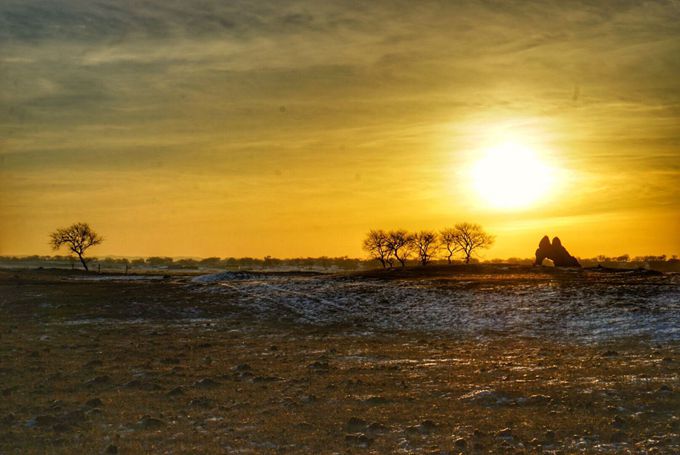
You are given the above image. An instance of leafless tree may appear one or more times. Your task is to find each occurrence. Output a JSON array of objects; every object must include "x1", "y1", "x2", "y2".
[
  {"x1": 439, "y1": 228, "x2": 461, "y2": 264},
  {"x1": 386, "y1": 229, "x2": 414, "y2": 267},
  {"x1": 449, "y1": 223, "x2": 495, "y2": 264},
  {"x1": 362, "y1": 229, "x2": 392, "y2": 268},
  {"x1": 50, "y1": 222, "x2": 103, "y2": 271},
  {"x1": 413, "y1": 230, "x2": 439, "y2": 266}
]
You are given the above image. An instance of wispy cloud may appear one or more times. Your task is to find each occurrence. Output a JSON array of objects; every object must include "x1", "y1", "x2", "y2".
[{"x1": 1, "y1": 0, "x2": 678, "y2": 256}]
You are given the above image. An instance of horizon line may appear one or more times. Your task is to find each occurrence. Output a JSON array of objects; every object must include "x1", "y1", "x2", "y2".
[{"x1": 1, "y1": 253, "x2": 676, "y2": 262}]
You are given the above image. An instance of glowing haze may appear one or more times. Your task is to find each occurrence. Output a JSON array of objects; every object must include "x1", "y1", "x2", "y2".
[{"x1": 1, "y1": 1, "x2": 679, "y2": 259}]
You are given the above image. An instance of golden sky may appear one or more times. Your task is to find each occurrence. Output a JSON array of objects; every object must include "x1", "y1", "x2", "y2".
[{"x1": 1, "y1": 0, "x2": 679, "y2": 259}]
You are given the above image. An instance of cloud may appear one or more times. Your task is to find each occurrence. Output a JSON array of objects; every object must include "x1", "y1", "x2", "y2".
[{"x1": 1, "y1": 0, "x2": 679, "y2": 256}]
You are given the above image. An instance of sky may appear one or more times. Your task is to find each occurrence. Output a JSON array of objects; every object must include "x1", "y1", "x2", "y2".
[{"x1": 1, "y1": 0, "x2": 679, "y2": 259}]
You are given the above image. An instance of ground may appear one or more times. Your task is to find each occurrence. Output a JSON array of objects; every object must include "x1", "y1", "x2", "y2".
[{"x1": 0, "y1": 267, "x2": 678, "y2": 454}]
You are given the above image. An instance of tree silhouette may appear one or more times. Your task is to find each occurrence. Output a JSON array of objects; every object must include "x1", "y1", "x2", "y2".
[
  {"x1": 449, "y1": 223, "x2": 494, "y2": 264},
  {"x1": 362, "y1": 229, "x2": 391, "y2": 268},
  {"x1": 413, "y1": 230, "x2": 439, "y2": 266},
  {"x1": 439, "y1": 228, "x2": 461, "y2": 264},
  {"x1": 386, "y1": 229, "x2": 414, "y2": 267},
  {"x1": 50, "y1": 222, "x2": 103, "y2": 271}
]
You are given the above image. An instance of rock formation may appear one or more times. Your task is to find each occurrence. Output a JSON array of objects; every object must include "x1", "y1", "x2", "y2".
[{"x1": 534, "y1": 235, "x2": 580, "y2": 267}]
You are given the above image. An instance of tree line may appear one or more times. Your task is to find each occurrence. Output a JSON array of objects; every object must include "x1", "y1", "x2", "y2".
[
  {"x1": 362, "y1": 222, "x2": 495, "y2": 268},
  {"x1": 41, "y1": 222, "x2": 370, "y2": 271},
  {"x1": 0, "y1": 254, "x2": 369, "y2": 271},
  {"x1": 44, "y1": 222, "x2": 495, "y2": 271},
  {"x1": 39, "y1": 221, "x2": 679, "y2": 272}
]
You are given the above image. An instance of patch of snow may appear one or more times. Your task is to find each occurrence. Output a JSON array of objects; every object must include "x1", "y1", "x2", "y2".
[
  {"x1": 70, "y1": 275, "x2": 164, "y2": 281},
  {"x1": 190, "y1": 272, "x2": 680, "y2": 342}
]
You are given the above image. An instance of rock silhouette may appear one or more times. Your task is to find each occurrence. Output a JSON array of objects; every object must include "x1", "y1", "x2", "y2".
[{"x1": 534, "y1": 235, "x2": 580, "y2": 267}]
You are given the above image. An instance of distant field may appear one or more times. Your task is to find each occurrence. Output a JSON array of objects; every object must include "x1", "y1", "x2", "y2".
[
  {"x1": 2, "y1": 256, "x2": 679, "y2": 274},
  {"x1": 1, "y1": 266, "x2": 678, "y2": 453}
]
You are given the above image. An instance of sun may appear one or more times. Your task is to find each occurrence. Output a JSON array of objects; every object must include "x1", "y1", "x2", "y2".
[{"x1": 469, "y1": 141, "x2": 555, "y2": 210}]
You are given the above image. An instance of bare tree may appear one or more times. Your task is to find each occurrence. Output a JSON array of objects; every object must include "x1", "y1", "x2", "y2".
[
  {"x1": 362, "y1": 229, "x2": 391, "y2": 268},
  {"x1": 50, "y1": 222, "x2": 103, "y2": 271},
  {"x1": 439, "y1": 228, "x2": 461, "y2": 264},
  {"x1": 413, "y1": 230, "x2": 439, "y2": 266},
  {"x1": 386, "y1": 229, "x2": 414, "y2": 267},
  {"x1": 448, "y1": 223, "x2": 494, "y2": 264}
]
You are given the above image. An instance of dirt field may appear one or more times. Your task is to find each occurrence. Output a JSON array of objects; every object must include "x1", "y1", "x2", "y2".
[{"x1": 1, "y1": 267, "x2": 678, "y2": 454}]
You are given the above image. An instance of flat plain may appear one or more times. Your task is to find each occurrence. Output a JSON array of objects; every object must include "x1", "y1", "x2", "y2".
[{"x1": 1, "y1": 266, "x2": 678, "y2": 454}]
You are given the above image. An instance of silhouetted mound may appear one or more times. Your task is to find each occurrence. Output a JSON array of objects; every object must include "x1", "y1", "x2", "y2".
[{"x1": 534, "y1": 235, "x2": 580, "y2": 267}]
